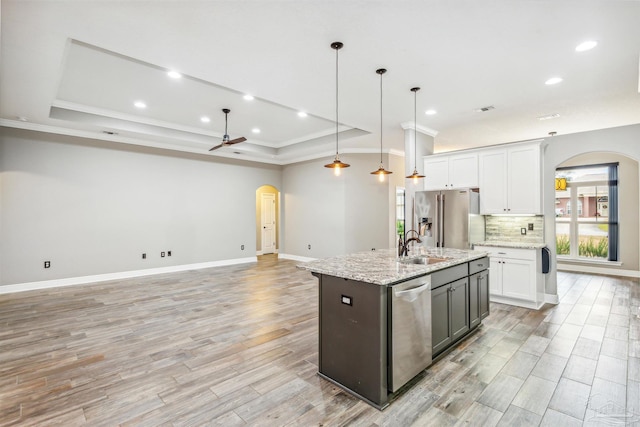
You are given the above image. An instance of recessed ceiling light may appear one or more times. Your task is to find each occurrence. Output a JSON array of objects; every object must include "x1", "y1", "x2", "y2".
[
  {"x1": 545, "y1": 77, "x2": 563, "y2": 85},
  {"x1": 167, "y1": 71, "x2": 182, "y2": 79},
  {"x1": 200, "y1": 116, "x2": 210, "y2": 123},
  {"x1": 252, "y1": 128, "x2": 261, "y2": 134},
  {"x1": 134, "y1": 101, "x2": 147, "y2": 109},
  {"x1": 243, "y1": 94, "x2": 254, "y2": 101},
  {"x1": 576, "y1": 40, "x2": 598, "y2": 52},
  {"x1": 297, "y1": 111, "x2": 308, "y2": 118},
  {"x1": 425, "y1": 109, "x2": 437, "y2": 115}
]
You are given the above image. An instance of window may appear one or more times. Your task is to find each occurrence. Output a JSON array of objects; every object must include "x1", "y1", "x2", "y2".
[
  {"x1": 565, "y1": 200, "x2": 583, "y2": 216},
  {"x1": 555, "y1": 163, "x2": 618, "y2": 261},
  {"x1": 396, "y1": 187, "x2": 405, "y2": 237}
]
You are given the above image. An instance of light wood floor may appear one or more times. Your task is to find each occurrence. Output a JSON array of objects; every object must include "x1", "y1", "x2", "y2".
[{"x1": 1, "y1": 255, "x2": 638, "y2": 426}]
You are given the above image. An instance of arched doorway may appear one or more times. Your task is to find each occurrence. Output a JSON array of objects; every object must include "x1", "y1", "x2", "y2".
[{"x1": 256, "y1": 185, "x2": 280, "y2": 255}]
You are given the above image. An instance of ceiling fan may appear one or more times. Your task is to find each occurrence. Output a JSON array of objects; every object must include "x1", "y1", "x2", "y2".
[{"x1": 208, "y1": 108, "x2": 247, "y2": 151}]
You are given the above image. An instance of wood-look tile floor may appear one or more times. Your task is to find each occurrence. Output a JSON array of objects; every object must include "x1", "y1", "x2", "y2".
[{"x1": 1, "y1": 255, "x2": 639, "y2": 426}]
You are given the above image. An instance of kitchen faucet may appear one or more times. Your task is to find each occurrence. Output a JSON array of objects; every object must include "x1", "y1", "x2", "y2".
[{"x1": 398, "y1": 229, "x2": 422, "y2": 257}]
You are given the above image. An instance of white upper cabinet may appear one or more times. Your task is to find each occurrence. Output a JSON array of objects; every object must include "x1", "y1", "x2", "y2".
[
  {"x1": 424, "y1": 153, "x2": 478, "y2": 191},
  {"x1": 479, "y1": 142, "x2": 541, "y2": 214}
]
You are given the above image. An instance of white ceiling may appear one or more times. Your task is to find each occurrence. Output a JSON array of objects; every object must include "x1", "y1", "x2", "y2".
[{"x1": 2, "y1": 0, "x2": 640, "y2": 165}]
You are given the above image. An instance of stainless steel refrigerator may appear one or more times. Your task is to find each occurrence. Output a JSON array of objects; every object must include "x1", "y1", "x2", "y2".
[{"x1": 414, "y1": 189, "x2": 485, "y2": 249}]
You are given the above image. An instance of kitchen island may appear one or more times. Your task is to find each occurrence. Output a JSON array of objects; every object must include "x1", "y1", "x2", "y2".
[{"x1": 298, "y1": 247, "x2": 489, "y2": 409}]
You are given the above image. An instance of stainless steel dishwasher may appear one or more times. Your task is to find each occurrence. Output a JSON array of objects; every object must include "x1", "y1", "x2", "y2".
[{"x1": 389, "y1": 274, "x2": 432, "y2": 392}]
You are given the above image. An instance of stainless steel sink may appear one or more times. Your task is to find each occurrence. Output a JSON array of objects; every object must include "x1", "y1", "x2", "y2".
[{"x1": 399, "y1": 256, "x2": 448, "y2": 265}]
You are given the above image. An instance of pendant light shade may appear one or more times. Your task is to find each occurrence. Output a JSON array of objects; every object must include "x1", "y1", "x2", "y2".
[
  {"x1": 406, "y1": 87, "x2": 425, "y2": 184},
  {"x1": 370, "y1": 68, "x2": 392, "y2": 182},
  {"x1": 324, "y1": 41, "x2": 350, "y2": 175}
]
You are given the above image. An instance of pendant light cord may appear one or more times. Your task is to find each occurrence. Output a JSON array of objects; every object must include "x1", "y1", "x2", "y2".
[
  {"x1": 335, "y1": 45, "x2": 339, "y2": 157},
  {"x1": 380, "y1": 71, "x2": 383, "y2": 164},
  {"x1": 414, "y1": 88, "x2": 418, "y2": 171}
]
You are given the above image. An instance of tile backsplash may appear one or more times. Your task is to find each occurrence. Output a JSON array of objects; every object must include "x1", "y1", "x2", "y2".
[{"x1": 485, "y1": 216, "x2": 544, "y2": 243}]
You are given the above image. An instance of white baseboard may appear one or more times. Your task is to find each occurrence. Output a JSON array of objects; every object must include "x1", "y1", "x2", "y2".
[
  {"x1": 0, "y1": 257, "x2": 258, "y2": 295},
  {"x1": 557, "y1": 263, "x2": 640, "y2": 278},
  {"x1": 278, "y1": 253, "x2": 317, "y2": 263},
  {"x1": 490, "y1": 295, "x2": 545, "y2": 310},
  {"x1": 545, "y1": 293, "x2": 559, "y2": 304}
]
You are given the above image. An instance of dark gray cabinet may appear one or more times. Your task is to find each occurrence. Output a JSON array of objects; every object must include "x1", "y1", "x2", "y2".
[
  {"x1": 451, "y1": 278, "x2": 470, "y2": 341},
  {"x1": 431, "y1": 284, "x2": 452, "y2": 355},
  {"x1": 432, "y1": 277, "x2": 469, "y2": 355},
  {"x1": 432, "y1": 257, "x2": 489, "y2": 357},
  {"x1": 315, "y1": 256, "x2": 490, "y2": 408},
  {"x1": 470, "y1": 269, "x2": 490, "y2": 328},
  {"x1": 318, "y1": 275, "x2": 388, "y2": 406}
]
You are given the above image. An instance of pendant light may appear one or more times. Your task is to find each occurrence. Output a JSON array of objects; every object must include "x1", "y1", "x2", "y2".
[
  {"x1": 406, "y1": 87, "x2": 425, "y2": 184},
  {"x1": 324, "y1": 41, "x2": 350, "y2": 176},
  {"x1": 370, "y1": 68, "x2": 392, "y2": 182}
]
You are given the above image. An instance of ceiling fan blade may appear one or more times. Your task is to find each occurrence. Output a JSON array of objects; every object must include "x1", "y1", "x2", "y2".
[
  {"x1": 226, "y1": 137, "x2": 247, "y2": 145},
  {"x1": 208, "y1": 143, "x2": 224, "y2": 151}
]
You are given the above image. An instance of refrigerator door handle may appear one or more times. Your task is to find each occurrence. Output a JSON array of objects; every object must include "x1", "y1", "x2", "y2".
[
  {"x1": 441, "y1": 194, "x2": 446, "y2": 247},
  {"x1": 435, "y1": 194, "x2": 441, "y2": 247}
]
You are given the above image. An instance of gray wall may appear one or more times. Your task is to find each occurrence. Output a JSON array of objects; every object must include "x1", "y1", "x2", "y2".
[
  {"x1": 543, "y1": 123, "x2": 640, "y2": 295},
  {"x1": 0, "y1": 128, "x2": 282, "y2": 286},
  {"x1": 281, "y1": 153, "x2": 397, "y2": 259}
]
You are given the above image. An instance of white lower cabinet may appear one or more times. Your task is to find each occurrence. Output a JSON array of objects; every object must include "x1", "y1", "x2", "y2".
[{"x1": 475, "y1": 245, "x2": 544, "y2": 309}]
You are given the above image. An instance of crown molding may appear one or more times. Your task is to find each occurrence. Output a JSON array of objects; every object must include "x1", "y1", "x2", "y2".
[{"x1": 400, "y1": 121, "x2": 438, "y2": 137}]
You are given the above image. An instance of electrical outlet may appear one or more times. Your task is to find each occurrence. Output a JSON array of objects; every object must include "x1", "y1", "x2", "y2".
[
  {"x1": 167, "y1": 251, "x2": 172, "y2": 256},
  {"x1": 161, "y1": 251, "x2": 165, "y2": 257},
  {"x1": 241, "y1": 245, "x2": 244, "y2": 250},
  {"x1": 521, "y1": 228, "x2": 527, "y2": 235},
  {"x1": 44, "y1": 261, "x2": 51, "y2": 268},
  {"x1": 528, "y1": 223, "x2": 534, "y2": 231},
  {"x1": 142, "y1": 253, "x2": 146, "y2": 259},
  {"x1": 308, "y1": 244, "x2": 311, "y2": 250}
]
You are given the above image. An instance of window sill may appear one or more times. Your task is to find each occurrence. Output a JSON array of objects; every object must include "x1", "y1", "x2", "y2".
[{"x1": 557, "y1": 256, "x2": 622, "y2": 267}]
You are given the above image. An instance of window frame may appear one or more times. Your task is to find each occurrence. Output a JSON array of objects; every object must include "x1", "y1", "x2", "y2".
[{"x1": 555, "y1": 162, "x2": 619, "y2": 262}]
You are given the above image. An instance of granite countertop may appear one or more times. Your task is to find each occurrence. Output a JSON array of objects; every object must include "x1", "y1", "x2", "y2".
[
  {"x1": 474, "y1": 241, "x2": 547, "y2": 249},
  {"x1": 297, "y1": 247, "x2": 488, "y2": 286}
]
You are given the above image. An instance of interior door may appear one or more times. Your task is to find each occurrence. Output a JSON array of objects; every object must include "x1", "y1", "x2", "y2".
[{"x1": 261, "y1": 193, "x2": 276, "y2": 254}]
